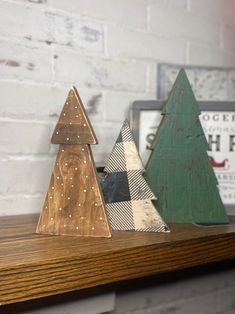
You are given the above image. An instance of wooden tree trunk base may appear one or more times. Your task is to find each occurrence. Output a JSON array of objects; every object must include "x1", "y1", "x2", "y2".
[{"x1": 36, "y1": 144, "x2": 111, "y2": 238}]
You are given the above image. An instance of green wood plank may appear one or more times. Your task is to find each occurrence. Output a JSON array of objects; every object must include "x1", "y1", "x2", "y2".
[{"x1": 144, "y1": 69, "x2": 229, "y2": 224}]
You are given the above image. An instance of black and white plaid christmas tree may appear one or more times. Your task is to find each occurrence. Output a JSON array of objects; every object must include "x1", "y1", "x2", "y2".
[{"x1": 101, "y1": 120, "x2": 169, "y2": 232}]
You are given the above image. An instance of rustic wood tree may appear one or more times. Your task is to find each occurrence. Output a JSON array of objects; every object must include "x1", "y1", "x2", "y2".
[
  {"x1": 144, "y1": 69, "x2": 229, "y2": 224},
  {"x1": 101, "y1": 120, "x2": 169, "y2": 232},
  {"x1": 36, "y1": 87, "x2": 111, "y2": 237}
]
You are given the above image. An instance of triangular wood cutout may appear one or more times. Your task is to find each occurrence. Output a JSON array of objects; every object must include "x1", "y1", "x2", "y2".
[
  {"x1": 101, "y1": 119, "x2": 169, "y2": 232},
  {"x1": 144, "y1": 69, "x2": 229, "y2": 224},
  {"x1": 36, "y1": 88, "x2": 111, "y2": 237},
  {"x1": 51, "y1": 86, "x2": 97, "y2": 145}
]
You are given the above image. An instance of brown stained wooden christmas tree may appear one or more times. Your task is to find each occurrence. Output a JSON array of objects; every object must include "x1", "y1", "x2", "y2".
[{"x1": 36, "y1": 87, "x2": 111, "y2": 237}]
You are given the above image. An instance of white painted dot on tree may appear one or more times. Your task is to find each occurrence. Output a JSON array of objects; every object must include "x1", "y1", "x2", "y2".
[
  {"x1": 45, "y1": 206, "x2": 48, "y2": 209},
  {"x1": 92, "y1": 227, "x2": 95, "y2": 230},
  {"x1": 77, "y1": 135, "x2": 80, "y2": 138},
  {"x1": 75, "y1": 167, "x2": 78, "y2": 171},
  {"x1": 57, "y1": 176, "x2": 60, "y2": 179},
  {"x1": 95, "y1": 203, "x2": 98, "y2": 206},
  {"x1": 51, "y1": 217, "x2": 54, "y2": 221},
  {"x1": 82, "y1": 148, "x2": 85, "y2": 151},
  {"x1": 69, "y1": 122, "x2": 72, "y2": 125},
  {"x1": 71, "y1": 184, "x2": 74, "y2": 188},
  {"x1": 92, "y1": 187, "x2": 94, "y2": 190},
  {"x1": 85, "y1": 175, "x2": 88, "y2": 178},
  {"x1": 69, "y1": 214, "x2": 72, "y2": 218},
  {"x1": 76, "y1": 226, "x2": 79, "y2": 229},
  {"x1": 84, "y1": 160, "x2": 86, "y2": 164},
  {"x1": 66, "y1": 102, "x2": 69, "y2": 105},
  {"x1": 78, "y1": 203, "x2": 81, "y2": 206},
  {"x1": 81, "y1": 216, "x2": 84, "y2": 220},
  {"x1": 68, "y1": 197, "x2": 70, "y2": 200},
  {"x1": 83, "y1": 123, "x2": 86, "y2": 127},
  {"x1": 64, "y1": 224, "x2": 66, "y2": 227},
  {"x1": 61, "y1": 149, "x2": 65, "y2": 152},
  {"x1": 75, "y1": 106, "x2": 78, "y2": 109},
  {"x1": 52, "y1": 187, "x2": 54, "y2": 190},
  {"x1": 49, "y1": 196, "x2": 53, "y2": 199},
  {"x1": 61, "y1": 183, "x2": 63, "y2": 186},
  {"x1": 65, "y1": 163, "x2": 68, "y2": 166},
  {"x1": 100, "y1": 217, "x2": 103, "y2": 220},
  {"x1": 75, "y1": 115, "x2": 79, "y2": 118},
  {"x1": 63, "y1": 113, "x2": 66, "y2": 116},
  {"x1": 84, "y1": 189, "x2": 87, "y2": 193},
  {"x1": 56, "y1": 131, "x2": 59, "y2": 134},
  {"x1": 70, "y1": 177, "x2": 73, "y2": 180},
  {"x1": 43, "y1": 224, "x2": 46, "y2": 227},
  {"x1": 67, "y1": 137, "x2": 70, "y2": 141},
  {"x1": 59, "y1": 208, "x2": 62, "y2": 211}
]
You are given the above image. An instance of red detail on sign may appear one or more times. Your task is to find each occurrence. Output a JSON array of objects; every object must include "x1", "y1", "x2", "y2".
[{"x1": 208, "y1": 156, "x2": 228, "y2": 168}]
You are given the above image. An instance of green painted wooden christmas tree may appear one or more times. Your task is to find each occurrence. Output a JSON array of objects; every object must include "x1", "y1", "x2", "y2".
[{"x1": 144, "y1": 69, "x2": 229, "y2": 224}]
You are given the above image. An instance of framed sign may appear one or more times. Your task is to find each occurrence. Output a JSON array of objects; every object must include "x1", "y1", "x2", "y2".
[
  {"x1": 130, "y1": 101, "x2": 235, "y2": 213},
  {"x1": 157, "y1": 63, "x2": 235, "y2": 101}
]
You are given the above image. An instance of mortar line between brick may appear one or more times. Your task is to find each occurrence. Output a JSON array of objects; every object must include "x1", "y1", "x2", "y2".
[
  {"x1": 185, "y1": 40, "x2": 190, "y2": 64},
  {"x1": 219, "y1": 19, "x2": 225, "y2": 50},
  {"x1": 0, "y1": 194, "x2": 44, "y2": 199},
  {"x1": 0, "y1": 117, "x2": 52, "y2": 124},
  {"x1": 103, "y1": 24, "x2": 108, "y2": 57},
  {"x1": 146, "y1": 0, "x2": 151, "y2": 31},
  {"x1": 0, "y1": 154, "x2": 56, "y2": 161}
]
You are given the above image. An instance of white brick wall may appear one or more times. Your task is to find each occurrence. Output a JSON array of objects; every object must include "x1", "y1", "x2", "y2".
[
  {"x1": 54, "y1": 48, "x2": 147, "y2": 92},
  {"x1": 0, "y1": 159, "x2": 53, "y2": 194},
  {"x1": 0, "y1": 82, "x2": 69, "y2": 118},
  {"x1": 0, "y1": 1, "x2": 235, "y2": 313},
  {"x1": 149, "y1": 3, "x2": 220, "y2": 45},
  {"x1": 0, "y1": 0, "x2": 234, "y2": 215},
  {"x1": 50, "y1": 0, "x2": 148, "y2": 29},
  {"x1": 106, "y1": 26, "x2": 186, "y2": 62},
  {"x1": 0, "y1": 119, "x2": 52, "y2": 154}
]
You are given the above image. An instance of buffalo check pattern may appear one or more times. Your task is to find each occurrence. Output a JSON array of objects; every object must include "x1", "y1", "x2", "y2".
[
  {"x1": 106, "y1": 201, "x2": 134, "y2": 231},
  {"x1": 101, "y1": 120, "x2": 169, "y2": 233}
]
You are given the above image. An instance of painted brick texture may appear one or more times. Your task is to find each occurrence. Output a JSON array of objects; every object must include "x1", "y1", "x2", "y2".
[{"x1": 0, "y1": 1, "x2": 235, "y2": 313}]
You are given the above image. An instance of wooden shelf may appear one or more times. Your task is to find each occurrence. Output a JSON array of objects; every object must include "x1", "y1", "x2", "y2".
[{"x1": 0, "y1": 214, "x2": 235, "y2": 305}]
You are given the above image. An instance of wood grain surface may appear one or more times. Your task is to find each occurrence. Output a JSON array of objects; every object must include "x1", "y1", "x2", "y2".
[
  {"x1": 37, "y1": 86, "x2": 110, "y2": 238},
  {"x1": 0, "y1": 214, "x2": 235, "y2": 305},
  {"x1": 145, "y1": 70, "x2": 229, "y2": 224},
  {"x1": 51, "y1": 87, "x2": 97, "y2": 145},
  {"x1": 36, "y1": 145, "x2": 111, "y2": 237}
]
